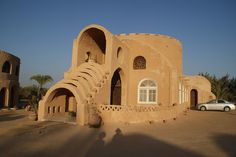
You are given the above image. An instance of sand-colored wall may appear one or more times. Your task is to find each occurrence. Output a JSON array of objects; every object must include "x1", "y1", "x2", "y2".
[
  {"x1": 38, "y1": 24, "x2": 214, "y2": 125},
  {"x1": 183, "y1": 75, "x2": 215, "y2": 107}
]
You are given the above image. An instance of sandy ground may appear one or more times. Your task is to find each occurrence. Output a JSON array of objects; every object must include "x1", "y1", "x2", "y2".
[{"x1": 0, "y1": 108, "x2": 236, "y2": 157}]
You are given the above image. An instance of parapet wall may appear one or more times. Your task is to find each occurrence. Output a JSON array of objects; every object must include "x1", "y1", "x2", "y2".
[{"x1": 98, "y1": 103, "x2": 188, "y2": 124}]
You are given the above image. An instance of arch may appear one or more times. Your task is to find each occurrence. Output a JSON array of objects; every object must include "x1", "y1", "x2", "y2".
[
  {"x1": 117, "y1": 47, "x2": 124, "y2": 64},
  {"x1": 2, "y1": 61, "x2": 11, "y2": 73},
  {"x1": 190, "y1": 89, "x2": 198, "y2": 109},
  {"x1": 138, "y1": 79, "x2": 157, "y2": 104},
  {"x1": 110, "y1": 68, "x2": 122, "y2": 105},
  {"x1": 46, "y1": 88, "x2": 77, "y2": 122},
  {"x1": 133, "y1": 56, "x2": 146, "y2": 70},
  {"x1": 0, "y1": 88, "x2": 7, "y2": 108},
  {"x1": 78, "y1": 28, "x2": 106, "y2": 64},
  {"x1": 60, "y1": 80, "x2": 87, "y2": 99},
  {"x1": 40, "y1": 83, "x2": 89, "y2": 125}
]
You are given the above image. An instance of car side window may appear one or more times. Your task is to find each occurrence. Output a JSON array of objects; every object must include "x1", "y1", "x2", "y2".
[
  {"x1": 208, "y1": 100, "x2": 216, "y2": 104},
  {"x1": 218, "y1": 100, "x2": 225, "y2": 103}
]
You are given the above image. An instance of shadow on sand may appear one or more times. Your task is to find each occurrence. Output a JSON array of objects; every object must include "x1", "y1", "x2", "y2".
[
  {"x1": 85, "y1": 128, "x2": 203, "y2": 157},
  {"x1": 213, "y1": 133, "x2": 236, "y2": 157},
  {"x1": 0, "y1": 113, "x2": 25, "y2": 122}
]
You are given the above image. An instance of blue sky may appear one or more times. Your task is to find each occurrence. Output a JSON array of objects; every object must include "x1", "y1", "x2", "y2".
[{"x1": 1, "y1": 0, "x2": 236, "y2": 87}]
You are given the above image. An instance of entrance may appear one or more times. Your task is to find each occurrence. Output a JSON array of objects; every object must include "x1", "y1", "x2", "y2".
[
  {"x1": 0, "y1": 88, "x2": 7, "y2": 108},
  {"x1": 190, "y1": 89, "x2": 198, "y2": 109},
  {"x1": 9, "y1": 87, "x2": 15, "y2": 108},
  {"x1": 110, "y1": 69, "x2": 122, "y2": 105}
]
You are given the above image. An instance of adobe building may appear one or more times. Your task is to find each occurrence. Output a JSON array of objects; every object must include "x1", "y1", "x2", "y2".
[
  {"x1": 0, "y1": 50, "x2": 20, "y2": 108},
  {"x1": 38, "y1": 24, "x2": 215, "y2": 125}
]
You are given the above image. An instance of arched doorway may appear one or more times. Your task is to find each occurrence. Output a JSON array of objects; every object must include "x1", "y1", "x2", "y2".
[
  {"x1": 0, "y1": 88, "x2": 7, "y2": 108},
  {"x1": 46, "y1": 88, "x2": 77, "y2": 122},
  {"x1": 2, "y1": 61, "x2": 11, "y2": 73},
  {"x1": 110, "y1": 69, "x2": 122, "y2": 105},
  {"x1": 190, "y1": 89, "x2": 198, "y2": 109}
]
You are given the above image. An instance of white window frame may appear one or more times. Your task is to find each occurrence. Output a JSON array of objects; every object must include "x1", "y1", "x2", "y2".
[{"x1": 138, "y1": 79, "x2": 157, "y2": 104}]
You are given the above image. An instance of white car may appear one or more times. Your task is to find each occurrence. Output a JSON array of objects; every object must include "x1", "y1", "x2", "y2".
[{"x1": 197, "y1": 99, "x2": 235, "y2": 112}]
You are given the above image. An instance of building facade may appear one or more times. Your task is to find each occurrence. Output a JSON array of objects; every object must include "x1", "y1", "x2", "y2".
[
  {"x1": 38, "y1": 24, "x2": 215, "y2": 125},
  {"x1": 0, "y1": 50, "x2": 20, "y2": 108}
]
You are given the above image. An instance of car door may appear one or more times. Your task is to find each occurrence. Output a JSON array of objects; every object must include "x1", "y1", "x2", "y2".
[
  {"x1": 217, "y1": 100, "x2": 226, "y2": 110},
  {"x1": 207, "y1": 100, "x2": 217, "y2": 110}
]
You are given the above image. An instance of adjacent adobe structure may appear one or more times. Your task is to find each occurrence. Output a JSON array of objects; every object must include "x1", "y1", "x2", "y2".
[
  {"x1": 38, "y1": 24, "x2": 215, "y2": 125},
  {"x1": 0, "y1": 50, "x2": 20, "y2": 108}
]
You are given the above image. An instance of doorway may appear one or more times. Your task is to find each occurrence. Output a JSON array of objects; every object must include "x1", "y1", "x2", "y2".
[
  {"x1": 190, "y1": 89, "x2": 198, "y2": 109},
  {"x1": 0, "y1": 88, "x2": 7, "y2": 108},
  {"x1": 110, "y1": 69, "x2": 122, "y2": 105}
]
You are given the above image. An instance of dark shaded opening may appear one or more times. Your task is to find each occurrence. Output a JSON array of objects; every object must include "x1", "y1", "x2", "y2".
[
  {"x1": 190, "y1": 89, "x2": 198, "y2": 109},
  {"x1": 15, "y1": 65, "x2": 20, "y2": 76},
  {"x1": 9, "y1": 87, "x2": 15, "y2": 108},
  {"x1": 110, "y1": 69, "x2": 121, "y2": 105},
  {"x1": 86, "y1": 28, "x2": 106, "y2": 53},
  {"x1": 0, "y1": 88, "x2": 7, "y2": 108},
  {"x1": 2, "y1": 61, "x2": 11, "y2": 73}
]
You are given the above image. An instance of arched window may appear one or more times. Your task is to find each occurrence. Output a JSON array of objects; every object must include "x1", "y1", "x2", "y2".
[
  {"x1": 133, "y1": 56, "x2": 146, "y2": 70},
  {"x1": 138, "y1": 79, "x2": 157, "y2": 104},
  {"x1": 2, "y1": 61, "x2": 11, "y2": 73}
]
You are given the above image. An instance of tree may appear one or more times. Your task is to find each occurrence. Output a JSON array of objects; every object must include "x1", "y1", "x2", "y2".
[
  {"x1": 199, "y1": 73, "x2": 233, "y2": 101},
  {"x1": 30, "y1": 74, "x2": 53, "y2": 115},
  {"x1": 30, "y1": 74, "x2": 53, "y2": 99},
  {"x1": 212, "y1": 75, "x2": 230, "y2": 100},
  {"x1": 19, "y1": 85, "x2": 38, "y2": 100},
  {"x1": 228, "y1": 77, "x2": 236, "y2": 103}
]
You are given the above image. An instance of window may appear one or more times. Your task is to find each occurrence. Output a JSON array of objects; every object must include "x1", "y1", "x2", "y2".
[
  {"x1": 52, "y1": 106, "x2": 55, "y2": 113},
  {"x1": 218, "y1": 100, "x2": 225, "y2": 103},
  {"x1": 57, "y1": 106, "x2": 61, "y2": 112},
  {"x1": 133, "y1": 56, "x2": 146, "y2": 70},
  {"x1": 138, "y1": 79, "x2": 157, "y2": 104},
  {"x1": 47, "y1": 107, "x2": 50, "y2": 113},
  {"x1": 2, "y1": 61, "x2": 11, "y2": 73}
]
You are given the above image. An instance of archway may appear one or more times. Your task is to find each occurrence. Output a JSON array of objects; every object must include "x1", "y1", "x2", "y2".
[
  {"x1": 78, "y1": 28, "x2": 106, "y2": 65},
  {"x1": 46, "y1": 88, "x2": 77, "y2": 122},
  {"x1": 0, "y1": 88, "x2": 7, "y2": 108},
  {"x1": 110, "y1": 69, "x2": 122, "y2": 105},
  {"x1": 190, "y1": 89, "x2": 198, "y2": 109}
]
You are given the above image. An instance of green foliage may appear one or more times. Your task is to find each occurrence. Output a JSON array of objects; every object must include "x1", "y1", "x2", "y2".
[
  {"x1": 18, "y1": 74, "x2": 53, "y2": 114},
  {"x1": 19, "y1": 85, "x2": 38, "y2": 99},
  {"x1": 30, "y1": 74, "x2": 53, "y2": 99},
  {"x1": 29, "y1": 74, "x2": 53, "y2": 114},
  {"x1": 199, "y1": 73, "x2": 236, "y2": 103}
]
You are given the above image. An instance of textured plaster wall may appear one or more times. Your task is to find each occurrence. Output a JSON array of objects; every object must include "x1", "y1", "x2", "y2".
[{"x1": 38, "y1": 24, "x2": 214, "y2": 125}]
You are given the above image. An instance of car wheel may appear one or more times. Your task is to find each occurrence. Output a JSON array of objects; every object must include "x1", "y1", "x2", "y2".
[
  {"x1": 200, "y1": 106, "x2": 206, "y2": 111},
  {"x1": 224, "y1": 106, "x2": 230, "y2": 112}
]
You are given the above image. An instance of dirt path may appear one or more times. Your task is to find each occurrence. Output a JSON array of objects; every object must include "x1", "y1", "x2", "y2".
[{"x1": 0, "y1": 109, "x2": 236, "y2": 157}]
